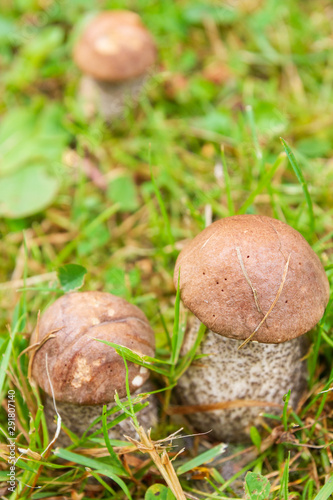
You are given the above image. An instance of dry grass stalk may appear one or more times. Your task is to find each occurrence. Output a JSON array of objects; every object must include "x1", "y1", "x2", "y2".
[
  {"x1": 23, "y1": 311, "x2": 59, "y2": 385},
  {"x1": 168, "y1": 399, "x2": 284, "y2": 415},
  {"x1": 19, "y1": 354, "x2": 62, "y2": 497},
  {"x1": 0, "y1": 271, "x2": 57, "y2": 291},
  {"x1": 236, "y1": 246, "x2": 263, "y2": 314},
  {"x1": 125, "y1": 426, "x2": 187, "y2": 500}
]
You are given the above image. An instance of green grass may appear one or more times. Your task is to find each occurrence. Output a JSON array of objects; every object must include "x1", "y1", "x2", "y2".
[{"x1": 0, "y1": 0, "x2": 333, "y2": 498}]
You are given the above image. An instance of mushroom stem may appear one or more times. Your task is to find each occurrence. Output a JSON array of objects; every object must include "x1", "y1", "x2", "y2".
[
  {"x1": 43, "y1": 381, "x2": 158, "y2": 447},
  {"x1": 79, "y1": 74, "x2": 147, "y2": 120},
  {"x1": 177, "y1": 318, "x2": 308, "y2": 443}
]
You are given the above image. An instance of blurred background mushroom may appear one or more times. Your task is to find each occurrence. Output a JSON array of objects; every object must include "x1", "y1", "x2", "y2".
[
  {"x1": 174, "y1": 215, "x2": 329, "y2": 442},
  {"x1": 29, "y1": 291, "x2": 157, "y2": 447},
  {"x1": 73, "y1": 10, "x2": 157, "y2": 120}
]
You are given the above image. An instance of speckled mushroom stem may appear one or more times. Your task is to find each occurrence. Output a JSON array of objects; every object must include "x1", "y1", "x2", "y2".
[
  {"x1": 176, "y1": 318, "x2": 308, "y2": 443},
  {"x1": 79, "y1": 74, "x2": 147, "y2": 120},
  {"x1": 173, "y1": 215, "x2": 329, "y2": 443},
  {"x1": 43, "y1": 381, "x2": 158, "y2": 448}
]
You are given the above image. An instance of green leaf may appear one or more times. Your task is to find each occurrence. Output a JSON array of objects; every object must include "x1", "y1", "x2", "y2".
[
  {"x1": 57, "y1": 264, "x2": 87, "y2": 292},
  {"x1": 105, "y1": 267, "x2": 128, "y2": 297},
  {"x1": 77, "y1": 223, "x2": 110, "y2": 256},
  {"x1": 0, "y1": 16, "x2": 15, "y2": 44},
  {"x1": 177, "y1": 443, "x2": 227, "y2": 475},
  {"x1": 145, "y1": 484, "x2": 176, "y2": 500},
  {"x1": 194, "y1": 110, "x2": 232, "y2": 135},
  {"x1": 297, "y1": 137, "x2": 332, "y2": 158},
  {"x1": 0, "y1": 102, "x2": 69, "y2": 218},
  {"x1": 107, "y1": 175, "x2": 139, "y2": 212},
  {"x1": 253, "y1": 102, "x2": 287, "y2": 137},
  {"x1": 244, "y1": 472, "x2": 271, "y2": 499},
  {"x1": 0, "y1": 103, "x2": 69, "y2": 178},
  {"x1": 22, "y1": 26, "x2": 64, "y2": 64},
  {"x1": 0, "y1": 165, "x2": 59, "y2": 218}
]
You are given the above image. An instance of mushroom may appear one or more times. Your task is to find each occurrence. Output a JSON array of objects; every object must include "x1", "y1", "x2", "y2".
[
  {"x1": 73, "y1": 10, "x2": 157, "y2": 120},
  {"x1": 30, "y1": 291, "x2": 157, "y2": 447},
  {"x1": 174, "y1": 215, "x2": 329, "y2": 442}
]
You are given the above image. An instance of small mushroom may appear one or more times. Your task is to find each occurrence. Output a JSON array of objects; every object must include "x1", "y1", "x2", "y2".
[
  {"x1": 30, "y1": 291, "x2": 157, "y2": 447},
  {"x1": 174, "y1": 215, "x2": 329, "y2": 442},
  {"x1": 73, "y1": 10, "x2": 157, "y2": 120}
]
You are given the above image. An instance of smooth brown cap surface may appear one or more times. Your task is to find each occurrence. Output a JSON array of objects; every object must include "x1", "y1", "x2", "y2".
[
  {"x1": 73, "y1": 11, "x2": 157, "y2": 81},
  {"x1": 30, "y1": 291, "x2": 155, "y2": 405},
  {"x1": 174, "y1": 215, "x2": 329, "y2": 343}
]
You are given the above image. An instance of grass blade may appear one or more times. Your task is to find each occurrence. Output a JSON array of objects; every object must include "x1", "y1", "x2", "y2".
[
  {"x1": 220, "y1": 145, "x2": 235, "y2": 216},
  {"x1": 86, "y1": 402, "x2": 147, "y2": 440},
  {"x1": 282, "y1": 389, "x2": 291, "y2": 431},
  {"x1": 279, "y1": 451, "x2": 290, "y2": 499},
  {"x1": 171, "y1": 270, "x2": 184, "y2": 367},
  {"x1": 54, "y1": 448, "x2": 126, "y2": 479},
  {"x1": 245, "y1": 104, "x2": 263, "y2": 162},
  {"x1": 54, "y1": 204, "x2": 119, "y2": 266},
  {"x1": 177, "y1": 443, "x2": 227, "y2": 475},
  {"x1": 175, "y1": 322, "x2": 206, "y2": 379},
  {"x1": 237, "y1": 152, "x2": 285, "y2": 214},
  {"x1": 313, "y1": 476, "x2": 333, "y2": 500},
  {"x1": 149, "y1": 147, "x2": 175, "y2": 247},
  {"x1": 280, "y1": 137, "x2": 314, "y2": 234},
  {"x1": 102, "y1": 404, "x2": 126, "y2": 471},
  {"x1": 92, "y1": 339, "x2": 171, "y2": 376},
  {"x1": 0, "y1": 309, "x2": 24, "y2": 398}
]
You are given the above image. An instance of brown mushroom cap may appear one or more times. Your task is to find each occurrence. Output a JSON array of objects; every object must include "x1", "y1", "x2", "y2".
[
  {"x1": 73, "y1": 11, "x2": 157, "y2": 81},
  {"x1": 174, "y1": 215, "x2": 329, "y2": 344},
  {"x1": 30, "y1": 291, "x2": 155, "y2": 405}
]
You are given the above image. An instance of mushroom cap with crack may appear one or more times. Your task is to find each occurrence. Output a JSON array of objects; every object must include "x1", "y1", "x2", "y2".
[
  {"x1": 30, "y1": 291, "x2": 155, "y2": 405},
  {"x1": 174, "y1": 215, "x2": 329, "y2": 344},
  {"x1": 73, "y1": 11, "x2": 157, "y2": 82}
]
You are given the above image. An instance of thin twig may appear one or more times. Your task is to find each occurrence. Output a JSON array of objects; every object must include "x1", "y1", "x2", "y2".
[
  {"x1": 238, "y1": 254, "x2": 291, "y2": 349},
  {"x1": 236, "y1": 246, "x2": 263, "y2": 314},
  {"x1": 41, "y1": 353, "x2": 61, "y2": 457},
  {"x1": 26, "y1": 311, "x2": 58, "y2": 385},
  {"x1": 19, "y1": 353, "x2": 62, "y2": 497}
]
